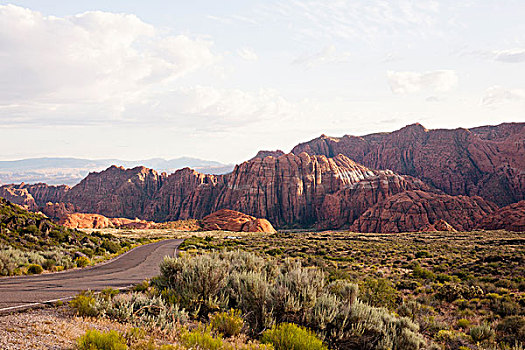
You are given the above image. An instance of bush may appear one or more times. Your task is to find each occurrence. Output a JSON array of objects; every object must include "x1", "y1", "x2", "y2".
[
  {"x1": 155, "y1": 250, "x2": 428, "y2": 349},
  {"x1": 180, "y1": 325, "x2": 225, "y2": 350},
  {"x1": 77, "y1": 329, "x2": 127, "y2": 350},
  {"x1": 456, "y1": 319, "x2": 470, "y2": 329},
  {"x1": 210, "y1": 309, "x2": 244, "y2": 337},
  {"x1": 496, "y1": 316, "x2": 525, "y2": 344},
  {"x1": 70, "y1": 291, "x2": 101, "y2": 317},
  {"x1": 360, "y1": 277, "x2": 398, "y2": 310},
  {"x1": 75, "y1": 256, "x2": 91, "y2": 268},
  {"x1": 102, "y1": 240, "x2": 121, "y2": 254},
  {"x1": 470, "y1": 323, "x2": 494, "y2": 342},
  {"x1": 26, "y1": 263, "x2": 43, "y2": 274},
  {"x1": 260, "y1": 323, "x2": 327, "y2": 350}
]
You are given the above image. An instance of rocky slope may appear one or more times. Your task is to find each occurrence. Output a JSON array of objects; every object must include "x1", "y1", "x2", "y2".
[
  {"x1": 0, "y1": 197, "x2": 81, "y2": 249},
  {"x1": 350, "y1": 190, "x2": 497, "y2": 233},
  {"x1": 477, "y1": 200, "x2": 525, "y2": 232},
  {"x1": 201, "y1": 209, "x2": 276, "y2": 233},
  {"x1": 292, "y1": 122, "x2": 525, "y2": 206}
]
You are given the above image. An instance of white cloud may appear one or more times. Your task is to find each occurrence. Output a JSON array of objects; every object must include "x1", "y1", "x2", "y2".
[
  {"x1": 138, "y1": 86, "x2": 297, "y2": 128},
  {"x1": 237, "y1": 47, "x2": 258, "y2": 61},
  {"x1": 261, "y1": 0, "x2": 445, "y2": 42},
  {"x1": 387, "y1": 70, "x2": 458, "y2": 94},
  {"x1": 482, "y1": 86, "x2": 525, "y2": 106},
  {"x1": 0, "y1": 5, "x2": 218, "y2": 122},
  {"x1": 292, "y1": 45, "x2": 351, "y2": 68},
  {"x1": 493, "y1": 48, "x2": 525, "y2": 63}
]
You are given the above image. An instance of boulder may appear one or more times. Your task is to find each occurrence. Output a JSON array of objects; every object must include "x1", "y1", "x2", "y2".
[{"x1": 202, "y1": 209, "x2": 276, "y2": 233}]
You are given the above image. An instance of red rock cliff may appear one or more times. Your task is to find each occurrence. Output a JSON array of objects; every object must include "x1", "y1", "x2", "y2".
[{"x1": 292, "y1": 123, "x2": 525, "y2": 206}]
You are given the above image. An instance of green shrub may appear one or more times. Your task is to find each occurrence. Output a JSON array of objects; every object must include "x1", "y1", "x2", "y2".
[
  {"x1": 496, "y1": 316, "x2": 525, "y2": 344},
  {"x1": 456, "y1": 319, "x2": 470, "y2": 329},
  {"x1": 102, "y1": 240, "x2": 121, "y2": 254},
  {"x1": 360, "y1": 277, "x2": 398, "y2": 310},
  {"x1": 27, "y1": 263, "x2": 43, "y2": 274},
  {"x1": 180, "y1": 325, "x2": 225, "y2": 350},
  {"x1": 75, "y1": 256, "x2": 91, "y2": 268},
  {"x1": 77, "y1": 329, "x2": 127, "y2": 350},
  {"x1": 470, "y1": 323, "x2": 494, "y2": 342},
  {"x1": 70, "y1": 291, "x2": 101, "y2": 317},
  {"x1": 210, "y1": 309, "x2": 244, "y2": 337},
  {"x1": 260, "y1": 323, "x2": 327, "y2": 350}
]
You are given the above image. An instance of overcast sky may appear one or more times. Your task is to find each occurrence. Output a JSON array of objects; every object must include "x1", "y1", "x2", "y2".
[{"x1": 0, "y1": 1, "x2": 524, "y2": 163}]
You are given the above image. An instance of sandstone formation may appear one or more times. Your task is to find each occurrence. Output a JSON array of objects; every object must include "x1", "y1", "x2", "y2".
[
  {"x1": 201, "y1": 209, "x2": 276, "y2": 233},
  {"x1": 250, "y1": 150, "x2": 285, "y2": 160},
  {"x1": 350, "y1": 190, "x2": 497, "y2": 233},
  {"x1": 477, "y1": 200, "x2": 525, "y2": 232},
  {"x1": 1, "y1": 122, "x2": 522, "y2": 233},
  {"x1": 420, "y1": 219, "x2": 458, "y2": 232},
  {"x1": 58, "y1": 213, "x2": 155, "y2": 229},
  {"x1": 63, "y1": 166, "x2": 166, "y2": 219},
  {"x1": 292, "y1": 123, "x2": 525, "y2": 206},
  {"x1": 0, "y1": 186, "x2": 37, "y2": 211}
]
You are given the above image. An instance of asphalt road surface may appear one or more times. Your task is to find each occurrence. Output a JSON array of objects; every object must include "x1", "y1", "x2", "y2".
[{"x1": 0, "y1": 239, "x2": 183, "y2": 312}]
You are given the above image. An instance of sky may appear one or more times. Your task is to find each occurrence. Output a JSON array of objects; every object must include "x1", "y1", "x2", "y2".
[{"x1": 0, "y1": 0, "x2": 524, "y2": 164}]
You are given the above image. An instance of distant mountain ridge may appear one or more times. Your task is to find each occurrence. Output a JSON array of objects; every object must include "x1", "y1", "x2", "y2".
[
  {"x1": 0, "y1": 157, "x2": 234, "y2": 186},
  {"x1": 1, "y1": 122, "x2": 523, "y2": 233}
]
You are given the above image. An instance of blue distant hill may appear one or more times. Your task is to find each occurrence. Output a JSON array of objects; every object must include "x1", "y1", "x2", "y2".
[{"x1": 0, "y1": 157, "x2": 233, "y2": 186}]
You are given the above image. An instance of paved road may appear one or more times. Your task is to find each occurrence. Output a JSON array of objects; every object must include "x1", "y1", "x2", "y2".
[{"x1": 0, "y1": 239, "x2": 183, "y2": 312}]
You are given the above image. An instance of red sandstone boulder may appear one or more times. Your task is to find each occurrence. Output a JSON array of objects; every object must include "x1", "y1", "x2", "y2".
[
  {"x1": 350, "y1": 190, "x2": 497, "y2": 233},
  {"x1": 58, "y1": 213, "x2": 154, "y2": 229},
  {"x1": 477, "y1": 200, "x2": 525, "y2": 232},
  {"x1": 202, "y1": 209, "x2": 276, "y2": 233}
]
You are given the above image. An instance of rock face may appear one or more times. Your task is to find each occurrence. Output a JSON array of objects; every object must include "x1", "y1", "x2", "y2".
[
  {"x1": 1, "y1": 122, "x2": 522, "y2": 233},
  {"x1": 0, "y1": 183, "x2": 69, "y2": 211},
  {"x1": 477, "y1": 200, "x2": 525, "y2": 232},
  {"x1": 63, "y1": 166, "x2": 166, "y2": 219},
  {"x1": 201, "y1": 209, "x2": 276, "y2": 233},
  {"x1": 250, "y1": 150, "x2": 285, "y2": 160},
  {"x1": 350, "y1": 190, "x2": 497, "y2": 233},
  {"x1": 292, "y1": 123, "x2": 525, "y2": 206},
  {"x1": 58, "y1": 213, "x2": 155, "y2": 229},
  {"x1": 0, "y1": 186, "x2": 37, "y2": 211}
]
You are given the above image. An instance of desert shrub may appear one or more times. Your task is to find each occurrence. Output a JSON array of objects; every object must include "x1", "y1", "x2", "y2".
[
  {"x1": 102, "y1": 240, "x2": 121, "y2": 254},
  {"x1": 272, "y1": 262, "x2": 326, "y2": 324},
  {"x1": 77, "y1": 329, "x2": 127, "y2": 350},
  {"x1": 436, "y1": 283, "x2": 484, "y2": 302},
  {"x1": 42, "y1": 258, "x2": 56, "y2": 270},
  {"x1": 133, "y1": 280, "x2": 150, "y2": 292},
  {"x1": 180, "y1": 325, "x2": 225, "y2": 350},
  {"x1": 456, "y1": 318, "x2": 470, "y2": 329},
  {"x1": 397, "y1": 300, "x2": 422, "y2": 321},
  {"x1": 260, "y1": 323, "x2": 327, "y2": 350},
  {"x1": 470, "y1": 323, "x2": 494, "y2": 342},
  {"x1": 412, "y1": 264, "x2": 436, "y2": 281},
  {"x1": 156, "y1": 250, "x2": 428, "y2": 349},
  {"x1": 327, "y1": 280, "x2": 358, "y2": 304},
  {"x1": 360, "y1": 277, "x2": 398, "y2": 310},
  {"x1": 75, "y1": 256, "x2": 91, "y2": 268},
  {"x1": 70, "y1": 291, "x2": 103, "y2": 317},
  {"x1": 435, "y1": 330, "x2": 470, "y2": 350},
  {"x1": 105, "y1": 292, "x2": 188, "y2": 329},
  {"x1": 210, "y1": 309, "x2": 244, "y2": 337},
  {"x1": 26, "y1": 263, "x2": 43, "y2": 274},
  {"x1": 496, "y1": 316, "x2": 525, "y2": 344}
]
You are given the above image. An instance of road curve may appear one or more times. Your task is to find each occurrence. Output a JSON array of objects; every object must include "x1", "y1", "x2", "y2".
[{"x1": 0, "y1": 239, "x2": 183, "y2": 312}]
